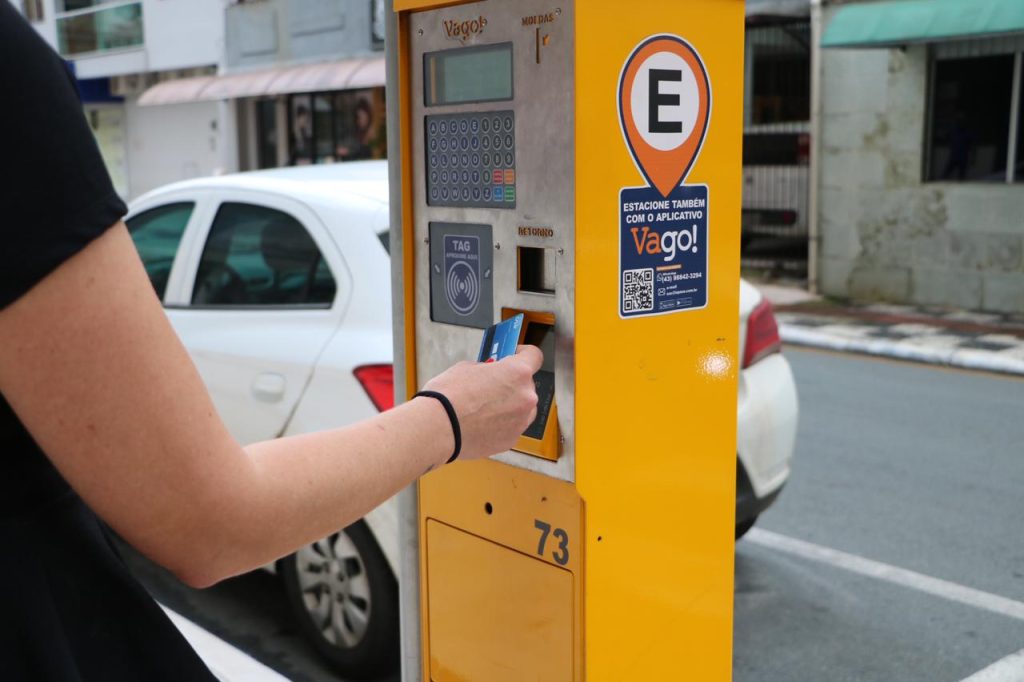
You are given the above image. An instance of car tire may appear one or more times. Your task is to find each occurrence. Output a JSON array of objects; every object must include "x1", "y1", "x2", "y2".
[
  {"x1": 735, "y1": 515, "x2": 758, "y2": 540},
  {"x1": 280, "y1": 521, "x2": 398, "y2": 679}
]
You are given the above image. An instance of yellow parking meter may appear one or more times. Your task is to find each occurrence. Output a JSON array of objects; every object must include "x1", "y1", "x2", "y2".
[{"x1": 386, "y1": 1, "x2": 744, "y2": 679}]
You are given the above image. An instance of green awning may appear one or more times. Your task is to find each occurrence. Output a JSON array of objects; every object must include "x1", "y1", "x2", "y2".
[{"x1": 822, "y1": 0, "x2": 1024, "y2": 49}]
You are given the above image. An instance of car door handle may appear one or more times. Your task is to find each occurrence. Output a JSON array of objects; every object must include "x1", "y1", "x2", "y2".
[{"x1": 251, "y1": 372, "x2": 287, "y2": 403}]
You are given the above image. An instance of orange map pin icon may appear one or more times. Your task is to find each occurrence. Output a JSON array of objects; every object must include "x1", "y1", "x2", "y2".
[{"x1": 619, "y1": 35, "x2": 712, "y2": 198}]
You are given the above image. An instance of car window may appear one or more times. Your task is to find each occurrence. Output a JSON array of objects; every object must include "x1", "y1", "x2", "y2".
[
  {"x1": 125, "y1": 202, "x2": 194, "y2": 299},
  {"x1": 377, "y1": 230, "x2": 389, "y2": 254},
  {"x1": 192, "y1": 202, "x2": 336, "y2": 307}
]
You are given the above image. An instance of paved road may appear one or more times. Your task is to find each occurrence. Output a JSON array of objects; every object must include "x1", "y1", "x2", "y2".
[
  {"x1": 125, "y1": 347, "x2": 1024, "y2": 681},
  {"x1": 736, "y1": 348, "x2": 1024, "y2": 682}
]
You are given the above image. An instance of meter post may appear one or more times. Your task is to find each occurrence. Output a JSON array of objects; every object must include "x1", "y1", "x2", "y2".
[{"x1": 388, "y1": 1, "x2": 745, "y2": 680}]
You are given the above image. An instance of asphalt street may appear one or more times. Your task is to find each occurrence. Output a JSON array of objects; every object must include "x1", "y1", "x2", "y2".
[{"x1": 124, "y1": 347, "x2": 1024, "y2": 681}]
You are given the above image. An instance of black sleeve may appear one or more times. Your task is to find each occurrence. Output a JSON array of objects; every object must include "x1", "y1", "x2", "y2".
[{"x1": 0, "y1": 4, "x2": 128, "y2": 310}]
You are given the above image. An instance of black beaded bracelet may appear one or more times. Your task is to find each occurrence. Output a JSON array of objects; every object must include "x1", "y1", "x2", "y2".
[{"x1": 414, "y1": 390, "x2": 462, "y2": 464}]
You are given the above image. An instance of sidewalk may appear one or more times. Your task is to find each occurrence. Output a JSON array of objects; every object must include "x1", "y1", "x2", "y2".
[{"x1": 757, "y1": 284, "x2": 1024, "y2": 377}]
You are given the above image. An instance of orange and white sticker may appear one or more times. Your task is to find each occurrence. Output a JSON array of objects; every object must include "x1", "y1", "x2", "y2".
[{"x1": 618, "y1": 34, "x2": 711, "y2": 198}]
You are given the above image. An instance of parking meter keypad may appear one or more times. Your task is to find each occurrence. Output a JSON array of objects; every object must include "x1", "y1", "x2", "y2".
[{"x1": 426, "y1": 111, "x2": 516, "y2": 209}]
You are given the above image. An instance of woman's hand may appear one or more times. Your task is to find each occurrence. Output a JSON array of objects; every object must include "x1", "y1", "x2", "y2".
[{"x1": 420, "y1": 345, "x2": 542, "y2": 461}]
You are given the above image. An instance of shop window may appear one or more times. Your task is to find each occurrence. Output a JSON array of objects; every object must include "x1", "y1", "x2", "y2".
[
  {"x1": 192, "y1": 203, "x2": 336, "y2": 307},
  {"x1": 126, "y1": 202, "x2": 194, "y2": 300},
  {"x1": 927, "y1": 55, "x2": 1016, "y2": 183},
  {"x1": 283, "y1": 88, "x2": 386, "y2": 166},
  {"x1": 289, "y1": 94, "x2": 314, "y2": 166},
  {"x1": 256, "y1": 100, "x2": 278, "y2": 169}
]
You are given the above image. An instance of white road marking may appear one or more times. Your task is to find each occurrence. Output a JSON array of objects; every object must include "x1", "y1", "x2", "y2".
[
  {"x1": 746, "y1": 529, "x2": 1024, "y2": 622},
  {"x1": 161, "y1": 605, "x2": 290, "y2": 682},
  {"x1": 960, "y1": 648, "x2": 1024, "y2": 682}
]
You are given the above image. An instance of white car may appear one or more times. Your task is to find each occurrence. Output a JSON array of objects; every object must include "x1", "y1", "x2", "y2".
[{"x1": 126, "y1": 160, "x2": 797, "y2": 678}]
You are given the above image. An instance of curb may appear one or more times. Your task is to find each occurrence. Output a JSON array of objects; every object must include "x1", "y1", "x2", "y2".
[{"x1": 780, "y1": 325, "x2": 1024, "y2": 378}]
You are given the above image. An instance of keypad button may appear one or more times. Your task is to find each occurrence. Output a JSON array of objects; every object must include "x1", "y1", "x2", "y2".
[
  {"x1": 472, "y1": 187, "x2": 481, "y2": 201},
  {"x1": 493, "y1": 169, "x2": 504, "y2": 184},
  {"x1": 505, "y1": 186, "x2": 515, "y2": 202},
  {"x1": 481, "y1": 118, "x2": 490, "y2": 133},
  {"x1": 470, "y1": 136, "x2": 479, "y2": 150},
  {"x1": 482, "y1": 153, "x2": 490, "y2": 166},
  {"x1": 461, "y1": 170, "x2": 469, "y2": 183},
  {"x1": 504, "y1": 152, "x2": 514, "y2": 167},
  {"x1": 429, "y1": 155, "x2": 438, "y2": 168},
  {"x1": 429, "y1": 138, "x2": 437, "y2": 152},
  {"x1": 483, "y1": 169, "x2": 491, "y2": 183},
  {"x1": 461, "y1": 187, "x2": 470, "y2": 201},
  {"x1": 430, "y1": 187, "x2": 439, "y2": 200},
  {"x1": 430, "y1": 170, "x2": 439, "y2": 183},
  {"x1": 429, "y1": 120, "x2": 438, "y2": 135},
  {"x1": 440, "y1": 154, "x2": 448, "y2": 166},
  {"x1": 460, "y1": 136, "x2": 469, "y2": 151},
  {"x1": 461, "y1": 153, "x2": 469, "y2": 166},
  {"x1": 440, "y1": 138, "x2": 449, "y2": 152},
  {"x1": 441, "y1": 170, "x2": 449, "y2": 183},
  {"x1": 491, "y1": 117, "x2": 501, "y2": 132},
  {"x1": 504, "y1": 134, "x2": 513, "y2": 149},
  {"x1": 459, "y1": 119, "x2": 468, "y2": 133},
  {"x1": 482, "y1": 136, "x2": 490, "y2": 150},
  {"x1": 472, "y1": 170, "x2": 480, "y2": 183},
  {"x1": 503, "y1": 169, "x2": 515, "y2": 184},
  {"x1": 503, "y1": 116, "x2": 513, "y2": 132},
  {"x1": 441, "y1": 187, "x2": 450, "y2": 200},
  {"x1": 439, "y1": 120, "x2": 448, "y2": 134},
  {"x1": 471, "y1": 118, "x2": 479, "y2": 133},
  {"x1": 471, "y1": 153, "x2": 480, "y2": 166},
  {"x1": 493, "y1": 135, "x2": 502, "y2": 150},
  {"x1": 493, "y1": 186, "x2": 504, "y2": 201}
]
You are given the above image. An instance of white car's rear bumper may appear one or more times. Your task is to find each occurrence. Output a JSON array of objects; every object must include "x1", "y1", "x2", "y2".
[{"x1": 737, "y1": 353, "x2": 798, "y2": 503}]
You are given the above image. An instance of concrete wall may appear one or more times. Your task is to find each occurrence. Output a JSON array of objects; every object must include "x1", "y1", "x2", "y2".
[
  {"x1": 816, "y1": 13, "x2": 1024, "y2": 314},
  {"x1": 124, "y1": 96, "x2": 221, "y2": 199},
  {"x1": 225, "y1": 0, "x2": 380, "y2": 71},
  {"x1": 143, "y1": 0, "x2": 225, "y2": 72}
]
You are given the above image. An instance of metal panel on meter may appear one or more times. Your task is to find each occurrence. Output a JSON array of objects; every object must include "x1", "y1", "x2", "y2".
[{"x1": 409, "y1": 0, "x2": 576, "y2": 482}]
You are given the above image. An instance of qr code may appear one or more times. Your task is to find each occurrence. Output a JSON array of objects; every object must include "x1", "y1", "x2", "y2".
[{"x1": 622, "y1": 268, "x2": 654, "y2": 313}]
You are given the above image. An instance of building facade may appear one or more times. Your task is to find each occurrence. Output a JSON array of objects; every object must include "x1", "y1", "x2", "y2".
[
  {"x1": 12, "y1": 0, "x2": 385, "y2": 200},
  {"x1": 140, "y1": 0, "x2": 386, "y2": 177},
  {"x1": 12, "y1": 0, "x2": 226, "y2": 199},
  {"x1": 815, "y1": 0, "x2": 1024, "y2": 314}
]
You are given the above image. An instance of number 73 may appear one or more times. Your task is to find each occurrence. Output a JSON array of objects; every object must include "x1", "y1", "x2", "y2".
[{"x1": 534, "y1": 519, "x2": 569, "y2": 566}]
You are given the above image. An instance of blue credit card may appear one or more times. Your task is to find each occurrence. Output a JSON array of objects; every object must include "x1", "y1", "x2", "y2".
[{"x1": 477, "y1": 314, "x2": 524, "y2": 363}]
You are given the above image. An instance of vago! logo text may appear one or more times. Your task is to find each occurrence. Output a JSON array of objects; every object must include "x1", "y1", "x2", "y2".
[{"x1": 623, "y1": 196, "x2": 705, "y2": 263}]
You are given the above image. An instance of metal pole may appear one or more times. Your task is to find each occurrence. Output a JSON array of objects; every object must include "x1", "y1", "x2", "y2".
[
  {"x1": 1006, "y1": 51, "x2": 1021, "y2": 184},
  {"x1": 384, "y1": 3, "x2": 423, "y2": 679},
  {"x1": 807, "y1": 0, "x2": 824, "y2": 294}
]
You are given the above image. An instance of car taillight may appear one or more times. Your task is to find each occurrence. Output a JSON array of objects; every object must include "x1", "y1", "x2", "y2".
[
  {"x1": 354, "y1": 364, "x2": 394, "y2": 412},
  {"x1": 743, "y1": 299, "x2": 782, "y2": 368}
]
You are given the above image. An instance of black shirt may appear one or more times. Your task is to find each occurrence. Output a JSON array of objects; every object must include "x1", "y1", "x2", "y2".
[{"x1": 0, "y1": 7, "x2": 218, "y2": 680}]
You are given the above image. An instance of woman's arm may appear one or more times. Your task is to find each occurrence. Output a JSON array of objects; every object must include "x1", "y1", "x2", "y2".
[{"x1": 0, "y1": 223, "x2": 540, "y2": 588}]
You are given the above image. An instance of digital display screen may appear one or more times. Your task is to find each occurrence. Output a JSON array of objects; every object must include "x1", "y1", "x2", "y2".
[{"x1": 424, "y1": 43, "x2": 513, "y2": 106}]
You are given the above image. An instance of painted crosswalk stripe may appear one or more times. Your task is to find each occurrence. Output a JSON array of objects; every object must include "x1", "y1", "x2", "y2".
[
  {"x1": 746, "y1": 529, "x2": 1024, "y2": 622},
  {"x1": 959, "y1": 648, "x2": 1024, "y2": 682}
]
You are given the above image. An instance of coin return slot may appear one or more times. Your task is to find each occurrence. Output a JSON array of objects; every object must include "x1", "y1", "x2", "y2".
[{"x1": 518, "y1": 247, "x2": 556, "y2": 295}]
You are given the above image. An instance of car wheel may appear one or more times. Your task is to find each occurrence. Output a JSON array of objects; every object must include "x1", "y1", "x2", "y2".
[
  {"x1": 280, "y1": 521, "x2": 398, "y2": 679},
  {"x1": 735, "y1": 515, "x2": 758, "y2": 540}
]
